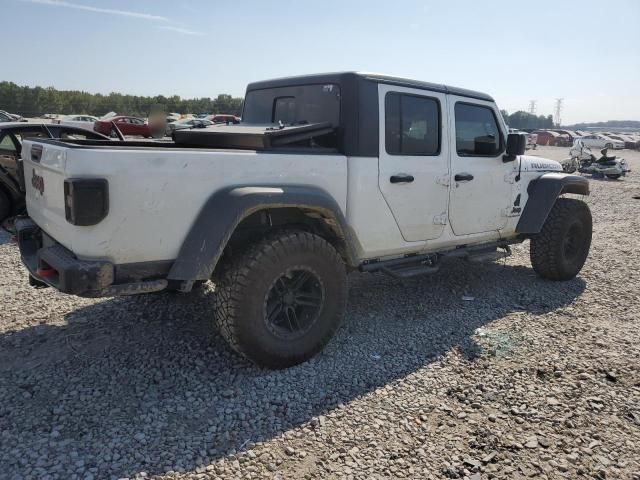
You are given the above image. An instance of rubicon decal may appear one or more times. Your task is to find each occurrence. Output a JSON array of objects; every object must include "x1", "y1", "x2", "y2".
[
  {"x1": 530, "y1": 162, "x2": 561, "y2": 170},
  {"x1": 31, "y1": 169, "x2": 44, "y2": 195}
]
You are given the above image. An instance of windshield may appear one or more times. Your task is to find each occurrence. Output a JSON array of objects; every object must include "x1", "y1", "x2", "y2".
[{"x1": 242, "y1": 83, "x2": 341, "y2": 126}]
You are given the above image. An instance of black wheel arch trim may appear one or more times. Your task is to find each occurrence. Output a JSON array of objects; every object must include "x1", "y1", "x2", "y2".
[
  {"x1": 516, "y1": 173, "x2": 590, "y2": 235},
  {"x1": 167, "y1": 185, "x2": 361, "y2": 281}
]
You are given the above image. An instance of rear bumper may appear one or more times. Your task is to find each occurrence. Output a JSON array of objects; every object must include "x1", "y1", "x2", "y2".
[{"x1": 16, "y1": 218, "x2": 169, "y2": 297}]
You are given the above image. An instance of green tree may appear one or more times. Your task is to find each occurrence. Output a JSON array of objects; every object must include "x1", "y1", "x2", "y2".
[{"x1": 502, "y1": 110, "x2": 556, "y2": 130}]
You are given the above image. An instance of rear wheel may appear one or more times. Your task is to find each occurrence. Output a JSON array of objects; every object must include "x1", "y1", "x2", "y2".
[
  {"x1": 0, "y1": 188, "x2": 11, "y2": 223},
  {"x1": 530, "y1": 198, "x2": 592, "y2": 280},
  {"x1": 212, "y1": 231, "x2": 347, "y2": 368}
]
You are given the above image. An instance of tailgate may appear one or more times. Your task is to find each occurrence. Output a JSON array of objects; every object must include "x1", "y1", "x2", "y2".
[{"x1": 22, "y1": 140, "x2": 75, "y2": 251}]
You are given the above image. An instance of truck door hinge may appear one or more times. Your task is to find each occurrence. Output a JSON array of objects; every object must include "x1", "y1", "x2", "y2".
[
  {"x1": 433, "y1": 213, "x2": 448, "y2": 225},
  {"x1": 504, "y1": 172, "x2": 518, "y2": 184},
  {"x1": 436, "y1": 175, "x2": 450, "y2": 187}
]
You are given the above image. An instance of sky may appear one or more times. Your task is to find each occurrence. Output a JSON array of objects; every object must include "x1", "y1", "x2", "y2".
[{"x1": 3, "y1": 0, "x2": 640, "y2": 124}]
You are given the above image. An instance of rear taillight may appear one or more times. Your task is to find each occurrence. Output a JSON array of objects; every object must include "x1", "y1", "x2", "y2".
[{"x1": 64, "y1": 178, "x2": 109, "y2": 226}]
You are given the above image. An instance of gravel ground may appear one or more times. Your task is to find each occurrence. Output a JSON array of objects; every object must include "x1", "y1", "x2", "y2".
[{"x1": 1, "y1": 146, "x2": 639, "y2": 480}]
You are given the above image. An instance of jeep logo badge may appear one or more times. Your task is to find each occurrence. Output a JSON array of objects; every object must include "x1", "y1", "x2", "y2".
[{"x1": 31, "y1": 169, "x2": 44, "y2": 195}]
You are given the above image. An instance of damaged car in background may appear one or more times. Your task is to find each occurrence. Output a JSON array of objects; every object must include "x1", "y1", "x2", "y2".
[{"x1": 0, "y1": 123, "x2": 109, "y2": 223}]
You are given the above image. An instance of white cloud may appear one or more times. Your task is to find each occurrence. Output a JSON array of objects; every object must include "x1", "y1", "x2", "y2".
[
  {"x1": 159, "y1": 25, "x2": 205, "y2": 36},
  {"x1": 19, "y1": 0, "x2": 169, "y2": 22}
]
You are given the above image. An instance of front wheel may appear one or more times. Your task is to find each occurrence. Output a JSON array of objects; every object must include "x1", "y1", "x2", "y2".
[
  {"x1": 605, "y1": 143, "x2": 613, "y2": 149},
  {"x1": 530, "y1": 198, "x2": 592, "y2": 281},
  {"x1": 212, "y1": 231, "x2": 347, "y2": 368},
  {"x1": 605, "y1": 174, "x2": 621, "y2": 180}
]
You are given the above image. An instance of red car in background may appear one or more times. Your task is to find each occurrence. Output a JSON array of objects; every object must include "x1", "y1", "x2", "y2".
[{"x1": 94, "y1": 116, "x2": 152, "y2": 138}]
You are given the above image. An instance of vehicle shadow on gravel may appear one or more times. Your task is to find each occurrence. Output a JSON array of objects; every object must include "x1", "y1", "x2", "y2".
[{"x1": 0, "y1": 257, "x2": 586, "y2": 478}]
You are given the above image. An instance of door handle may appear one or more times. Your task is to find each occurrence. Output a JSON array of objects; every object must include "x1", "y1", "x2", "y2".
[
  {"x1": 454, "y1": 173, "x2": 474, "y2": 182},
  {"x1": 390, "y1": 175, "x2": 414, "y2": 184}
]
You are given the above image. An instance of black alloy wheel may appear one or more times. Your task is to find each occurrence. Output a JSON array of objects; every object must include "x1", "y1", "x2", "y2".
[{"x1": 264, "y1": 267, "x2": 325, "y2": 340}]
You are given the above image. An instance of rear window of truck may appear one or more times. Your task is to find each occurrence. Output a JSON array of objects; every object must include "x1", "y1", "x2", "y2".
[{"x1": 242, "y1": 84, "x2": 341, "y2": 127}]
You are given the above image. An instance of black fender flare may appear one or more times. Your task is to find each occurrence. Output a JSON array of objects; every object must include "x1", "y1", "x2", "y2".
[
  {"x1": 167, "y1": 185, "x2": 360, "y2": 281},
  {"x1": 516, "y1": 173, "x2": 589, "y2": 235}
]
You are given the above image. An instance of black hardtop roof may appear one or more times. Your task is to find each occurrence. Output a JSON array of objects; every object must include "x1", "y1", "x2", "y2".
[{"x1": 246, "y1": 71, "x2": 494, "y2": 102}]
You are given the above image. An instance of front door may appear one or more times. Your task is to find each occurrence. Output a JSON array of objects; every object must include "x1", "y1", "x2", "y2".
[
  {"x1": 447, "y1": 97, "x2": 512, "y2": 235},
  {"x1": 378, "y1": 84, "x2": 450, "y2": 242}
]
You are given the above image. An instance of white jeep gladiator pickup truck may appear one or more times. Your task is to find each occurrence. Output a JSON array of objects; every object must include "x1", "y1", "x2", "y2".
[{"x1": 16, "y1": 72, "x2": 592, "y2": 368}]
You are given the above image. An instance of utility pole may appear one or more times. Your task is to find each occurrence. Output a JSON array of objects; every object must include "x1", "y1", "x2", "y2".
[
  {"x1": 554, "y1": 98, "x2": 563, "y2": 127},
  {"x1": 528, "y1": 100, "x2": 537, "y2": 115}
]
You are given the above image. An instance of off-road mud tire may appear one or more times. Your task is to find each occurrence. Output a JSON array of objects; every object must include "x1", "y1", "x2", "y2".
[
  {"x1": 530, "y1": 198, "x2": 592, "y2": 280},
  {"x1": 212, "y1": 231, "x2": 347, "y2": 369}
]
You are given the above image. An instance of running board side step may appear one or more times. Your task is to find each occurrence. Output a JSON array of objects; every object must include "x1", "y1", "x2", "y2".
[
  {"x1": 382, "y1": 264, "x2": 440, "y2": 278},
  {"x1": 360, "y1": 254, "x2": 439, "y2": 278},
  {"x1": 464, "y1": 245, "x2": 512, "y2": 263},
  {"x1": 359, "y1": 241, "x2": 518, "y2": 279}
]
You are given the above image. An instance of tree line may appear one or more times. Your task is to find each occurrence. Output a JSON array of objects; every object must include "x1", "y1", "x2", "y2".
[
  {"x1": 500, "y1": 110, "x2": 555, "y2": 130},
  {"x1": 0, "y1": 81, "x2": 244, "y2": 118},
  {"x1": 565, "y1": 120, "x2": 640, "y2": 129}
]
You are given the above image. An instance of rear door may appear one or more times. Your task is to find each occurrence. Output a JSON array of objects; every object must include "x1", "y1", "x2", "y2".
[
  {"x1": 447, "y1": 98, "x2": 512, "y2": 235},
  {"x1": 378, "y1": 84, "x2": 450, "y2": 241}
]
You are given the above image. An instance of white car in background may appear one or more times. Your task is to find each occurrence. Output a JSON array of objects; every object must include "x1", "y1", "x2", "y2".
[
  {"x1": 55, "y1": 115, "x2": 99, "y2": 130},
  {"x1": 165, "y1": 117, "x2": 213, "y2": 136},
  {"x1": 579, "y1": 133, "x2": 625, "y2": 150}
]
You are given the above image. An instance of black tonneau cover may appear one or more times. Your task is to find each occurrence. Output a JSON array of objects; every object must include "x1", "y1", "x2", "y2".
[{"x1": 172, "y1": 122, "x2": 334, "y2": 150}]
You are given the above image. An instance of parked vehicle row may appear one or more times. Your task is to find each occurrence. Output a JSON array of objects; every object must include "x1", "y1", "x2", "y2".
[
  {"x1": 526, "y1": 128, "x2": 639, "y2": 149},
  {"x1": 603, "y1": 133, "x2": 640, "y2": 149},
  {"x1": 49, "y1": 112, "x2": 241, "y2": 138}
]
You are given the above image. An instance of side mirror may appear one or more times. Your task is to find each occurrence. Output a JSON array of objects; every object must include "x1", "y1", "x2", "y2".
[{"x1": 504, "y1": 133, "x2": 526, "y2": 162}]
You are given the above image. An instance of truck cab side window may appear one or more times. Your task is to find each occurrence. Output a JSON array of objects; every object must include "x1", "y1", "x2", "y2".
[
  {"x1": 454, "y1": 103, "x2": 503, "y2": 156},
  {"x1": 385, "y1": 93, "x2": 440, "y2": 156}
]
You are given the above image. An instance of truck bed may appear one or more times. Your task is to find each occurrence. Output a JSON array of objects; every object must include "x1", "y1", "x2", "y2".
[{"x1": 21, "y1": 138, "x2": 348, "y2": 265}]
